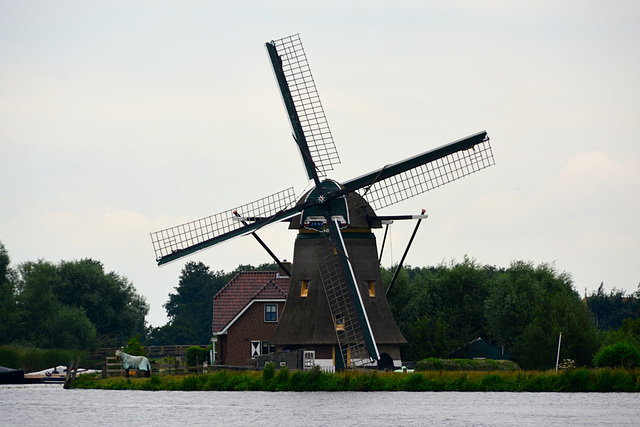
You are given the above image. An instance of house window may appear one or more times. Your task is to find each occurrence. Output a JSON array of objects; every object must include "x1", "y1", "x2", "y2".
[
  {"x1": 301, "y1": 280, "x2": 309, "y2": 297},
  {"x1": 261, "y1": 341, "x2": 275, "y2": 356},
  {"x1": 265, "y1": 304, "x2": 278, "y2": 322},
  {"x1": 250, "y1": 340, "x2": 275, "y2": 359},
  {"x1": 368, "y1": 281, "x2": 376, "y2": 297},
  {"x1": 250, "y1": 341, "x2": 261, "y2": 358}
]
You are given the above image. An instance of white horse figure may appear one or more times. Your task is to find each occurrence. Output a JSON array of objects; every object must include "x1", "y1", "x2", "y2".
[{"x1": 115, "y1": 350, "x2": 152, "y2": 377}]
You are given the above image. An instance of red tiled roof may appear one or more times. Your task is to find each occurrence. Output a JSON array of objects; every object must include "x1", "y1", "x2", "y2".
[{"x1": 212, "y1": 271, "x2": 289, "y2": 333}]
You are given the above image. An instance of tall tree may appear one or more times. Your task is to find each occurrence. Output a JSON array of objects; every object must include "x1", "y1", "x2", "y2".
[
  {"x1": 151, "y1": 262, "x2": 279, "y2": 345},
  {"x1": 54, "y1": 259, "x2": 148, "y2": 346},
  {"x1": 159, "y1": 262, "x2": 232, "y2": 344},
  {"x1": 485, "y1": 261, "x2": 598, "y2": 369},
  {"x1": 11, "y1": 260, "x2": 99, "y2": 350},
  {"x1": 586, "y1": 284, "x2": 640, "y2": 331},
  {"x1": 0, "y1": 242, "x2": 19, "y2": 344}
]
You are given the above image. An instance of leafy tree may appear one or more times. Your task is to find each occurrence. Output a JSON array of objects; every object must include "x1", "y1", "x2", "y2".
[
  {"x1": 123, "y1": 334, "x2": 146, "y2": 356},
  {"x1": 150, "y1": 262, "x2": 279, "y2": 345},
  {"x1": 11, "y1": 260, "x2": 99, "y2": 350},
  {"x1": 586, "y1": 284, "x2": 640, "y2": 331},
  {"x1": 594, "y1": 342, "x2": 640, "y2": 368},
  {"x1": 0, "y1": 245, "x2": 147, "y2": 350},
  {"x1": 387, "y1": 259, "x2": 599, "y2": 369},
  {"x1": 407, "y1": 314, "x2": 457, "y2": 360},
  {"x1": 161, "y1": 262, "x2": 230, "y2": 343},
  {"x1": 386, "y1": 258, "x2": 491, "y2": 360},
  {"x1": 484, "y1": 260, "x2": 544, "y2": 349},
  {"x1": 0, "y1": 242, "x2": 19, "y2": 344},
  {"x1": 54, "y1": 259, "x2": 148, "y2": 346},
  {"x1": 150, "y1": 262, "x2": 233, "y2": 344},
  {"x1": 429, "y1": 258, "x2": 490, "y2": 345},
  {"x1": 514, "y1": 290, "x2": 598, "y2": 369},
  {"x1": 489, "y1": 262, "x2": 598, "y2": 369}
]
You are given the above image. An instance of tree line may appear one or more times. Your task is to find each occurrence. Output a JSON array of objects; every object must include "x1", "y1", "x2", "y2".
[
  {"x1": 383, "y1": 257, "x2": 639, "y2": 369},
  {"x1": 150, "y1": 255, "x2": 639, "y2": 370},
  {"x1": 3, "y1": 237, "x2": 638, "y2": 370},
  {"x1": 0, "y1": 241, "x2": 147, "y2": 350}
]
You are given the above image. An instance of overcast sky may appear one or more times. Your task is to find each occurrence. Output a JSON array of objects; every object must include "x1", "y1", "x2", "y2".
[{"x1": 2, "y1": 1, "x2": 639, "y2": 327}]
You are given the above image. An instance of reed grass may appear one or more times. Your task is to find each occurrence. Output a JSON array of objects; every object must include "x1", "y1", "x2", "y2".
[{"x1": 70, "y1": 367, "x2": 640, "y2": 392}]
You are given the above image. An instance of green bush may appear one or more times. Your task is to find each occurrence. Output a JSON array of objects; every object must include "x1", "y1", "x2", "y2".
[
  {"x1": 123, "y1": 335, "x2": 146, "y2": 356},
  {"x1": 594, "y1": 342, "x2": 640, "y2": 368},
  {"x1": 185, "y1": 346, "x2": 209, "y2": 366},
  {"x1": 415, "y1": 358, "x2": 519, "y2": 372},
  {"x1": 0, "y1": 345, "x2": 85, "y2": 372},
  {"x1": 71, "y1": 368, "x2": 640, "y2": 392},
  {"x1": 262, "y1": 362, "x2": 276, "y2": 385}
]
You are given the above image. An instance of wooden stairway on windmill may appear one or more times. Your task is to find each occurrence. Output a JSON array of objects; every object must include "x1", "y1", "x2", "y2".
[{"x1": 315, "y1": 238, "x2": 371, "y2": 367}]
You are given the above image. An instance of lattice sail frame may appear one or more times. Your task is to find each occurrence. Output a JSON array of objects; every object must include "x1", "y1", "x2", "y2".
[
  {"x1": 270, "y1": 34, "x2": 340, "y2": 177},
  {"x1": 359, "y1": 138, "x2": 494, "y2": 210},
  {"x1": 150, "y1": 188, "x2": 296, "y2": 262}
]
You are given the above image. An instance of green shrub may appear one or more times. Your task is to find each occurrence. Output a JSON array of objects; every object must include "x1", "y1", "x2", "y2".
[
  {"x1": 0, "y1": 346, "x2": 20, "y2": 368},
  {"x1": 479, "y1": 373, "x2": 510, "y2": 391},
  {"x1": 594, "y1": 342, "x2": 640, "y2": 368},
  {"x1": 123, "y1": 335, "x2": 146, "y2": 356},
  {"x1": 0, "y1": 345, "x2": 85, "y2": 372},
  {"x1": 262, "y1": 362, "x2": 276, "y2": 382},
  {"x1": 185, "y1": 346, "x2": 209, "y2": 366},
  {"x1": 557, "y1": 368, "x2": 591, "y2": 392},
  {"x1": 274, "y1": 366, "x2": 290, "y2": 390},
  {"x1": 415, "y1": 357, "x2": 519, "y2": 372}
]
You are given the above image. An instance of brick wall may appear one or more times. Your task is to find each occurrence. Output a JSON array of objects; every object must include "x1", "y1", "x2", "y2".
[{"x1": 224, "y1": 300, "x2": 285, "y2": 366}]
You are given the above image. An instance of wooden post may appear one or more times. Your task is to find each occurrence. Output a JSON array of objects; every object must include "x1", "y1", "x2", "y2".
[{"x1": 63, "y1": 357, "x2": 80, "y2": 389}]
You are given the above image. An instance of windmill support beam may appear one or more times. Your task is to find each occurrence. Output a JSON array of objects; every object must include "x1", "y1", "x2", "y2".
[
  {"x1": 374, "y1": 214, "x2": 429, "y2": 221},
  {"x1": 386, "y1": 210, "x2": 426, "y2": 296},
  {"x1": 378, "y1": 221, "x2": 391, "y2": 265},
  {"x1": 233, "y1": 211, "x2": 291, "y2": 277}
]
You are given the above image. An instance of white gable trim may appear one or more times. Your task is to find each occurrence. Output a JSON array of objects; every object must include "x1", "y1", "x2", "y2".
[{"x1": 214, "y1": 298, "x2": 285, "y2": 335}]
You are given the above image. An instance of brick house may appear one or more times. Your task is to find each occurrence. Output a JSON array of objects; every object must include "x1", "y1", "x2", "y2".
[{"x1": 211, "y1": 270, "x2": 289, "y2": 366}]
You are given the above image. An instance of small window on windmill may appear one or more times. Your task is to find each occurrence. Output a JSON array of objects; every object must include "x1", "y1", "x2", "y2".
[
  {"x1": 300, "y1": 280, "x2": 309, "y2": 297},
  {"x1": 335, "y1": 314, "x2": 344, "y2": 331},
  {"x1": 368, "y1": 281, "x2": 376, "y2": 297}
]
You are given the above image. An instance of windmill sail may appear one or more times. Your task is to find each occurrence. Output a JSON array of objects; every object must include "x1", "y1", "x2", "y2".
[
  {"x1": 343, "y1": 131, "x2": 494, "y2": 210},
  {"x1": 266, "y1": 34, "x2": 340, "y2": 180},
  {"x1": 151, "y1": 188, "x2": 297, "y2": 265}
]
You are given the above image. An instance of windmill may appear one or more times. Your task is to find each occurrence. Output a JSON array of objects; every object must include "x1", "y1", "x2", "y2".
[{"x1": 150, "y1": 34, "x2": 495, "y2": 369}]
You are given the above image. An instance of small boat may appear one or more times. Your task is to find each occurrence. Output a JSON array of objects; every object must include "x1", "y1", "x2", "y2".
[{"x1": 0, "y1": 366, "x2": 25, "y2": 384}]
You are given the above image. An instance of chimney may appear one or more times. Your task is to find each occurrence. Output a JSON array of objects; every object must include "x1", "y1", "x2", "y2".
[{"x1": 278, "y1": 260, "x2": 292, "y2": 278}]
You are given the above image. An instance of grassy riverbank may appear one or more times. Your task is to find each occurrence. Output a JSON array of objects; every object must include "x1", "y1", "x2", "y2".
[{"x1": 71, "y1": 367, "x2": 640, "y2": 392}]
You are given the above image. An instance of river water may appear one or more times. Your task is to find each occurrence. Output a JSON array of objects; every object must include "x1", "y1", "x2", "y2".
[{"x1": 1, "y1": 384, "x2": 639, "y2": 426}]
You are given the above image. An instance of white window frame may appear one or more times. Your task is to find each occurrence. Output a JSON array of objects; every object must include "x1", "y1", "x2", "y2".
[
  {"x1": 250, "y1": 340, "x2": 261, "y2": 358},
  {"x1": 264, "y1": 304, "x2": 278, "y2": 322},
  {"x1": 303, "y1": 351, "x2": 316, "y2": 370}
]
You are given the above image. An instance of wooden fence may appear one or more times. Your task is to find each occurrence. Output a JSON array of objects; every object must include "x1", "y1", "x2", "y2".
[{"x1": 90, "y1": 345, "x2": 208, "y2": 360}]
